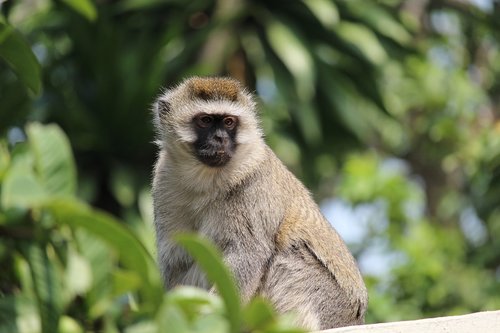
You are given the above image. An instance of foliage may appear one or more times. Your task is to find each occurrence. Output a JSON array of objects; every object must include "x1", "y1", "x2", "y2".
[
  {"x1": 0, "y1": 123, "x2": 302, "y2": 333},
  {"x1": 1, "y1": 0, "x2": 500, "y2": 332}
]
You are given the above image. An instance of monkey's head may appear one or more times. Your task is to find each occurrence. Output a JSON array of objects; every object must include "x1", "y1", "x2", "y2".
[{"x1": 153, "y1": 77, "x2": 263, "y2": 169}]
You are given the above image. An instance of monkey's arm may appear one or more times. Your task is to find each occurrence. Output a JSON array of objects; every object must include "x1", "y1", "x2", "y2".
[
  {"x1": 200, "y1": 220, "x2": 273, "y2": 303},
  {"x1": 219, "y1": 241, "x2": 273, "y2": 302}
]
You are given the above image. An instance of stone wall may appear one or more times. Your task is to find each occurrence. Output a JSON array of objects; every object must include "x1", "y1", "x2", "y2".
[{"x1": 320, "y1": 310, "x2": 500, "y2": 333}]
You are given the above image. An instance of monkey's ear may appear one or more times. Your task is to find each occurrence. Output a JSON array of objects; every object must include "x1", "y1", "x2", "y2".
[
  {"x1": 152, "y1": 95, "x2": 171, "y2": 130},
  {"x1": 156, "y1": 98, "x2": 171, "y2": 118}
]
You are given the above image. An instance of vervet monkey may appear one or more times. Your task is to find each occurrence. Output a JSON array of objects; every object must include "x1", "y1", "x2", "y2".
[{"x1": 152, "y1": 77, "x2": 367, "y2": 330}]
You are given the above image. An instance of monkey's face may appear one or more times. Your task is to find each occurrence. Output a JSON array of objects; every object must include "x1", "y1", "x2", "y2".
[
  {"x1": 192, "y1": 113, "x2": 238, "y2": 167},
  {"x1": 153, "y1": 77, "x2": 264, "y2": 171}
]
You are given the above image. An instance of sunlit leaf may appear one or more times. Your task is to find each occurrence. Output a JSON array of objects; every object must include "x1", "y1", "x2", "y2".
[
  {"x1": 168, "y1": 286, "x2": 225, "y2": 321},
  {"x1": 175, "y1": 234, "x2": 241, "y2": 333},
  {"x1": 1, "y1": 162, "x2": 46, "y2": 209},
  {"x1": 61, "y1": 0, "x2": 97, "y2": 21},
  {"x1": 303, "y1": 0, "x2": 339, "y2": 29},
  {"x1": 266, "y1": 20, "x2": 315, "y2": 101},
  {"x1": 0, "y1": 21, "x2": 42, "y2": 95},
  {"x1": 192, "y1": 313, "x2": 229, "y2": 333},
  {"x1": 59, "y1": 315, "x2": 84, "y2": 333},
  {"x1": 337, "y1": 22, "x2": 387, "y2": 65},
  {"x1": 157, "y1": 302, "x2": 190, "y2": 333},
  {"x1": 65, "y1": 248, "x2": 92, "y2": 297},
  {"x1": 344, "y1": 1, "x2": 411, "y2": 45},
  {"x1": 27, "y1": 123, "x2": 77, "y2": 197}
]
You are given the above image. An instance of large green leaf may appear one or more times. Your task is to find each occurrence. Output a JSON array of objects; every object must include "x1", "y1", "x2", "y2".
[
  {"x1": 26, "y1": 123, "x2": 77, "y2": 197},
  {"x1": 46, "y1": 198, "x2": 162, "y2": 307},
  {"x1": 175, "y1": 234, "x2": 241, "y2": 333},
  {"x1": 0, "y1": 21, "x2": 42, "y2": 95}
]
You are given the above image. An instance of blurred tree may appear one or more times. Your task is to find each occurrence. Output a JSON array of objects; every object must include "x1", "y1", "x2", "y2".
[{"x1": 1, "y1": 0, "x2": 499, "y2": 331}]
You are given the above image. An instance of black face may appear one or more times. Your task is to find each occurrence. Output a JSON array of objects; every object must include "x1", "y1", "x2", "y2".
[{"x1": 192, "y1": 113, "x2": 238, "y2": 167}]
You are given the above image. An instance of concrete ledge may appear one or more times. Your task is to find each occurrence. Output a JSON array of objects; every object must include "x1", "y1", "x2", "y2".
[{"x1": 320, "y1": 310, "x2": 500, "y2": 333}]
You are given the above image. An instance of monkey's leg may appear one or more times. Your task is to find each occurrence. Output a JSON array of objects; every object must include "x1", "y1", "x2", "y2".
[{"x1": 260, "y1": 246, "x2": 363, "y2": 330}]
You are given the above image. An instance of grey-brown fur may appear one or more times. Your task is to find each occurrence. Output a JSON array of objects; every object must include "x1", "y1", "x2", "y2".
[{"x1": 152, "y1": 77, "x2": 368, "y2": 330}]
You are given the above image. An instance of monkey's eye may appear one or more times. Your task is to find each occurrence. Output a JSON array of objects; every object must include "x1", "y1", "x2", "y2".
[
  {"x1": 223, "y1": 116, "x2": 237, "y2": 129},
  {"x1": 195, "y1": 115, "x2": 214, "y2": 128}
]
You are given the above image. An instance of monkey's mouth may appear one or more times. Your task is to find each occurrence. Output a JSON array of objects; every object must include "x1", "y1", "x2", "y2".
[{"x1": 195, "y1": 148, "x2": 232, "y2": 167}]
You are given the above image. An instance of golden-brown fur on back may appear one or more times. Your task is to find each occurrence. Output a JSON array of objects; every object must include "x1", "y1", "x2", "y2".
[{"x1": 152, "y1": 77, "x2": 368, "y2": 331}]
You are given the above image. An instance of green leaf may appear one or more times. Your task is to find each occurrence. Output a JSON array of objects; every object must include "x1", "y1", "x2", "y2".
[
  {"x1": 0, "y1": 21, "x2": 42, "y2": 95},
  {"x1": 27, "y1": 123, "x2": 77, "y2": 197},
  {"x1": 1, "y1": 161, "x2": 46, "y2": 209},
  {"x1": 167, "y1": 286, "x2": 225, "y2": 321},
  {"x1": 0, "y1": 140, "x2": 10, "y2": 181},
  {"x1": 175, "y1": 234, "x2": 241, "y2": 333},
  {"x1": 124, "y1": 321, "x2": 156, "y2": 333},
  {"x1": 336, "y1": 22, "x2": 387, "y2": 65},
  {"x1": 111, "y1": 269, "x2": 142, "y2": 296},
  {"x1": 344, "y1": 1, "x2": 411, "y2": 45},
  {"x1": 25, "y1": 244, "x2": 62, "y2": 333},
  {"x1": 59, "y1": 316, "x2": 84, "y2": 333},
  {"x1": 65, "y1": 247, "x2": 92, "y2": 298},
  {"x1": 303, "y1": 0, "x2": 339, "y2": 29},
  {"x1": 243, "y1": 297, "x2": 275, "y2": 330},
  {"x1": 321, "y1": 73, "x2": 372, "y2": 141},
  {"x1": 117, "y1": 0, "x2": 169, "y2": 12},
  {"x1": 192, "y1": 313, "x2": 229, "y2": 333},
  {"x1": 0, "y1": 296, "x2": 24, "y2": 333},
  {"x1": 110, "y1": 166, "x2": 135, "y2": 207},
  {"x1": 157, "y1": 302, "x2": 190, "y2": 333},
  {"x1": 61, "y1": 0, "x2": 98, "y2": 21},
  {"x1": 0, "y1": 296, "x2": 40, "y2": 333},
  {"x1": 266, "y1": 20, "x2": 315, "y2": 101},
  {"x1": 46, "y1": 198, "x2": 162, "y2": 307},
  {"x1": 74, "y1": 230, "x2": 114, "y2": 319},
  {"x1": 262, "y1": 311, "x2": 306, "y2": 333}
]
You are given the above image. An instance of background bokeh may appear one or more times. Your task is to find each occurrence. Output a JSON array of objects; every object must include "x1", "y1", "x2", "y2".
[{"x1": 1, "y1": 0, "x2": 500, "y2": 332}]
